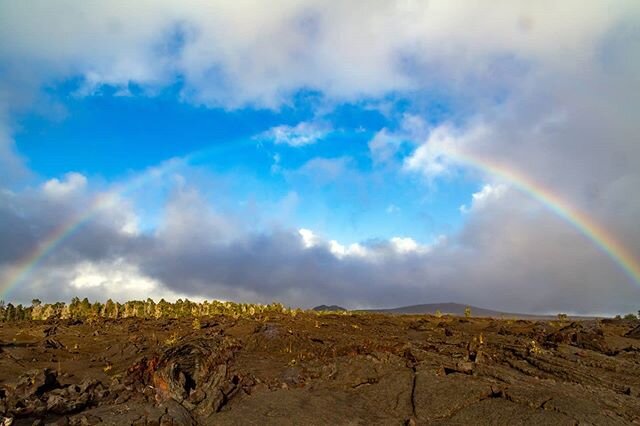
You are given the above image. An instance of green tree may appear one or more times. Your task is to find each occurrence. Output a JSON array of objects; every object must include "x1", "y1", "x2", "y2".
[
  {"x1": 192, "y1": 317, "x2": 201, "y2": 330},
  {"x1": 31, "y1": 299, "x2": 44, "y2": 320},
  {"x1": 69, "y1": 297, "x2": 81, "y2": 318},
  {"x1": 5, "y1": 303, "x2": 15, "y2": 321},
  {"x1": 15, "y1": 304, "x2": 26, "y2": 320},
  {"x1": 157, "y1": 299, "x2": 169, "y2": 318},
  {"x1": 90, "y1": 302, "x2": 102, "y2": 318},
  {"x1": 464, "y1": 306, "x2": 472, "y2": 318},
  {"x1": 103, "y1": 299, "x2": 116, "y2": 318},
  {"x1": 80, "y1": 298, "x2": 91, "y2": 316},
  {"x1": 145, "y1": 298, "x2": 156, "y2": 318}
]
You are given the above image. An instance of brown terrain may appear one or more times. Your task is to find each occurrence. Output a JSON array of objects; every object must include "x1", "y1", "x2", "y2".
[{"x1": 2, "y1": 312, "x2": 640, "y2": 425}]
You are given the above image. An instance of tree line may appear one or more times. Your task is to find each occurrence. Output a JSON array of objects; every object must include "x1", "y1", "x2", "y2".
[
  {"x1": 1, "y1": 298, "x2": 635, "y2": 322},
  {"x1": 0, "y1": 297, "x2": 310, "y2": 322}
]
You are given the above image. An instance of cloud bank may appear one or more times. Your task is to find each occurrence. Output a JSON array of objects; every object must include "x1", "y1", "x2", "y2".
[{"x1": 1, "y1": 172, "x2": 638, "y2": 315}]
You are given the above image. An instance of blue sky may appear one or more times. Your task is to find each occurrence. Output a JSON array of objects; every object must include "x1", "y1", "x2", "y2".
[
  {"x1": 13, "y1": 78, "x2": 475, "y2": 244},
  {"x1": 0, "y1": 1, "x2": 639, "y2": 314}
]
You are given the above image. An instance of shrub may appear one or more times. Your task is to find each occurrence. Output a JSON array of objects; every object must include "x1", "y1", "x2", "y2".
[{"x1": 192, "y1": 317, "x2": 201, "y2": 330}]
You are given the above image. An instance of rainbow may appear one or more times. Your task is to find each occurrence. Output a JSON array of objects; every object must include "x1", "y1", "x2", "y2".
[
  {"x1": 2, "y1": 141, "x2": 639, "y2": 300},
  {"x1": 448, "y1": 147, "x2": 640, "y2": 286},
  {"x1": 0, "y1": 156, "x2": 186, "y2": 299}
]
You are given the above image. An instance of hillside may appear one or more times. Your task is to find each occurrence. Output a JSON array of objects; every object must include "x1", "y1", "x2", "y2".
[
  {"x1": 360, "y1": 302, "x2": 575, "y2": 319},
  {"x1": 312, "y1": 304, "x2": 346, "y2": 312}
]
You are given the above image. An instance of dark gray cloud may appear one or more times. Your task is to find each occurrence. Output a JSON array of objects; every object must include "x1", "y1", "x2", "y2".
[{"x1": 135, "y1": 184, "x2": 640, "y2": 314}]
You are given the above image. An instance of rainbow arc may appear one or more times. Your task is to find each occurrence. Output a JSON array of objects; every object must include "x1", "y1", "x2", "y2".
[{"x1": 2, "y1": 142, "x2": 638, "y2": 298}]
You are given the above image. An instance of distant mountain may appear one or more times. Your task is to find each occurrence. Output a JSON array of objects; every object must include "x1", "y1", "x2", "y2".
[
  {"x1": 315, "y1": 302, "x2": 594, "y2": 320},
  {"x1": 359, "y1": 302, "x2": 567, "y2": 319},
  {"x1": 313, "y1": 304, "x2": 347, "y2": 312}
]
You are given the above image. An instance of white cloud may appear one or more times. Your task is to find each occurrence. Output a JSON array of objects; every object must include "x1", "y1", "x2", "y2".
[
  {"x1": 460, "y1": 184, "x2": 508, "y2": 213},
  {"x1": 403, "y1": 123, "x2": 490, "y2": 179},
  {"x1": 299, "y1": 228, "x2": 428, "y2": 259},
  {"x1": 42, "y1": 172, "x2": 88, "y2": 198},
  {"x1": 390, "y1": 237, "x2": 423, "y2": 254},
  {"x1": 261, "y1": 121, "x2": 330, "y2": 147},
  {"x1": 69, "y1": 259, "x2": 195, "y2": 302},
  {"x1": 328, "y1": 240, "x2": 369, "y2": 259},
  {"x1": 369, "y1": 114, "x2": 431, "y2": 165},
  {"x1": 119, "y1": 211, "x2": 140, "y2": 236},
  {"x1": 71, "y1": 259, "x2": 154, "y2": 290},
  {"x1": 298, "y1": 228, "x2": 320, "y2": 248},
  {"x1": 368, "y1": 129, "x2": 400, "y2": 164},
  {"x1": 299, "y1": 228, "x2": 369, "y2": 258}
]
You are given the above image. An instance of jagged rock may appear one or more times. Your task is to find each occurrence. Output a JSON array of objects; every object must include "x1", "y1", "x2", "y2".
[
  {"x1": 442, "y1": 361, "x2": 475, "y2": 375},
  {"x1": 42, "y1": 338, "x2": 64, "y2": 349},
  {"x1": 467, "y1": 335, "x2": 484, "y2": 362},
  {"x1": 69, "y1": 414, "x2": 102, "y2": 425},
  {"x1": 0, "y1": 369, "x2": 110, "y2": 421},
  {"x1": 625, "y1": 324, "x2": 640, "y2": 339},
  {"x1": 544, "y1": 322, "x2": 609, "y2": 353},
  {"x1": 15, "y1": 369, "x2": 60, "y2": 398},
  {"x1": 127, "y1": 337, "x2": 245, "y2": 421},
  {"x1": 409, "y1": 319, "x2": 430, "y2": 331},
  {"x1": 258, "y1": 324, "x2": 280, "y2": 339},
  {"x1": 281, "y1": 367, "x2": 304, "y2": 386},
  {"x1": 46, "y1": 394, "x2": 69, "y2": 414},
  {"x1": 43, "y1": 326, "x2": 57, "y2": 337},
  {"x1": 49, "y1": 416, "x2": 69, "y2": 425}
]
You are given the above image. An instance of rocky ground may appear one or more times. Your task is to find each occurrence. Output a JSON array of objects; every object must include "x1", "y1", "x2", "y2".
[{"x1": 2, "y1": 313, "x2": 640, "y2": 425}]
